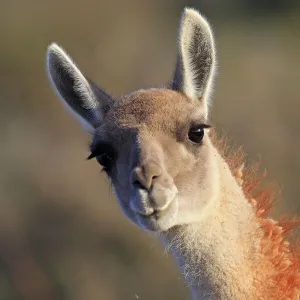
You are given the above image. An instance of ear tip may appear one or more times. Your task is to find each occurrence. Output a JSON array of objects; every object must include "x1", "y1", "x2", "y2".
[
  {"x1": 46, "y1": 43, "x2": 66, "y2": 60},
  {"x1": 47, "y1": 42, "x2": 58, "y2": 53},
  {"x1": 183, "y1": 7, "x2": 203, "y2": 18},
  {"x1": 183, "y1": 7, "x2": 199, "y2": 16},
  {"x1": 182, "y1": 7, "x2": 211, "y2": 29}
]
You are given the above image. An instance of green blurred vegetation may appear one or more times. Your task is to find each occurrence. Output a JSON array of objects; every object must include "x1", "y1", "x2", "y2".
[{"x1": 0, "y1": 0, "x2": 299, "y2": 299}]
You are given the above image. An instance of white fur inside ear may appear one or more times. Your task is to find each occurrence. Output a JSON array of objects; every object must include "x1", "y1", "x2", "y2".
[
  {"x1": 179, "y1": 8, "x2": 216, "y2": 102},
  {"x1": 46, "y1": 43, "x2": 102, "y2": 132},
  {"x1": 47, "y1": 43, "x2": 98, "y2": 110}
]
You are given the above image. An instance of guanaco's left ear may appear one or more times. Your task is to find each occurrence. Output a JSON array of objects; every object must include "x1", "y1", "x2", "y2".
[
  {"x1": 46, "y1": 43, "x2": 112, "y2": 132},
  {"x1": 172, "y1": 8, "x2": 216, "y2": 117}
]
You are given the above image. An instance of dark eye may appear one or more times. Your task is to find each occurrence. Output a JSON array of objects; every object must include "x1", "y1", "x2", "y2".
[
  {"x1": 95, "y1": 153, "x2": 113, "y2": 170},
  {"x1": 87, "y1": 143, "x2": 115, "y2": 172},
  {"x1": 188, "y1": 126, "x2": 205, "y2": 144}
]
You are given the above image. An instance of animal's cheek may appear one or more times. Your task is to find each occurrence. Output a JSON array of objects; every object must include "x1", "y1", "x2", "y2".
[
  {"x1": 163, "y1": 145, "x2": 197, "y2": 177},
  {"x1": 111, "y1": 183, "x2": 132, "y2": 212},
  {"x1": 110, "y1": 159, "x2": 132, "y2": 189},
  {"x1": 172, "y1": 150, "x2": 212, "y2": 190}
]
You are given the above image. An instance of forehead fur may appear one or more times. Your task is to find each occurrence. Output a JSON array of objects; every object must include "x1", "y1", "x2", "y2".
[{"x1": 105, "y1": 88, "x2": 206, "y2": 131}]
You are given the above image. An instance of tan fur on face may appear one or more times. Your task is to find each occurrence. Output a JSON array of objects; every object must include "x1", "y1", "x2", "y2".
[
  {"x1": 93, "y1": 88, "x2": 218, "y2": 231},
  {"x1": 106, "y1": 89, "x2": 206, "y2": 131}
]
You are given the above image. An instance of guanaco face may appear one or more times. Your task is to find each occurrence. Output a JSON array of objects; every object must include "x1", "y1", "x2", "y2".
[{"x1": 46, "y1": 8, "x2": 218, "y2": 232}]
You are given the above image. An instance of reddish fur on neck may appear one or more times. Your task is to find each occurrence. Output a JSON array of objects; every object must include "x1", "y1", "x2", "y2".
[{"x1": 212, "y1": 130, "x2": 300, "y2": 299}]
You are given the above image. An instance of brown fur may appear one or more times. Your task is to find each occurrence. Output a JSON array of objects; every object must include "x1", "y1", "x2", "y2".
[
  {"x1": 213, "y1": 130, "x2": 300, "y2": 299},
  {"x1": 105, "y1": 89, "x2": 206, "y2": 130},
  {"x1": 92, "y1": 88, "x2": 216, "y2": 232}
]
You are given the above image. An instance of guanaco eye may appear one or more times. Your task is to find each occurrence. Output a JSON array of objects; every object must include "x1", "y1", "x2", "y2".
[
  {"x1": 95, "y1": 153, "x2": 113, "y2": 170},
  {"x1": 188, "y1": 125, "x2": 210, "y2": 144},
  {"x1": 87, "y1": 143, "x2": 115, "y2": 171}
]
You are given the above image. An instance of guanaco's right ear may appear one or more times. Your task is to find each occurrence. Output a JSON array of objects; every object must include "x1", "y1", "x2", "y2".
[
  {"x1": 46, "y1": 43, "x2": 112, "y2": 132},
  {"x1": 172, "y1": 8, "x2": 216, "y2": 118}
]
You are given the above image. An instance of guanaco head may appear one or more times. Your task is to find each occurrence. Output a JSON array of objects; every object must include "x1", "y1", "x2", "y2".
[{"x1": 46, "y1": 8, "x2": 218, "y2": 232}]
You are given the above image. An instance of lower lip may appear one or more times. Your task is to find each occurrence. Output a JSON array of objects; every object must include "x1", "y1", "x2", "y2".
[
  {"x1": 136, "y1": 200, "x2": 177, "y2": 231},
  {"x1": 138, "y1": 202, "x2": 174, "y2": 219}
]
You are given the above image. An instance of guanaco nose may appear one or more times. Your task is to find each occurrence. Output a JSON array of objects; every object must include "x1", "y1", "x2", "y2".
[{"x1": 131, "y1": 162, "x2": 162, "y2": 191}]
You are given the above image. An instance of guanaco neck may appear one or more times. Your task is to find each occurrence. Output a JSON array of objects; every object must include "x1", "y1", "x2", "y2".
[{"x1": 162, "y1": 151, "x2": 262, "y2": 300}]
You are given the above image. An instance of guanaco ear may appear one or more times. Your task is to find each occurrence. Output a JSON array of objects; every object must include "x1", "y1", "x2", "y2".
[
  {"x1": 172, "y1": 8, "x2": 216, "y2": 116},
  {"x1": 46, "y1": 43, "x2": 112, "y2": 132}
]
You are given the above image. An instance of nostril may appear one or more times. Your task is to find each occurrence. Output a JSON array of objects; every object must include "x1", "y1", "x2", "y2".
[
  {"x1": 133, "y1": 174, "x2": 160, "y2": 190},
  {"x1": 131, "y1": 164, "x2": 162, "y2": 191}
]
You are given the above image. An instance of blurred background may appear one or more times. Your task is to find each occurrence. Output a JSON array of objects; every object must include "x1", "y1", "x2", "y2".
[{"x1": 0, "y1": 0, "x2": 300, "y2": 299}]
